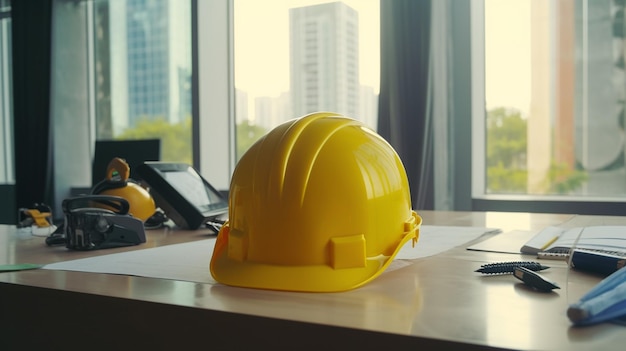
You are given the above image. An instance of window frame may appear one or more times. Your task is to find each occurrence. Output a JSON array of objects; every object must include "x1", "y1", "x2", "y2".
[{"x1": 193, "y1": 0, "x2": 235, "y2": 192}]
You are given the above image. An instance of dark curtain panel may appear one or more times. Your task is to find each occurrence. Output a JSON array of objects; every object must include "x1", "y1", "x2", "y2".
[
  {"x1": 11, "y1": 0, "x2": 54, "y2": 210},
  {"x1": 378, "y1": 0, "x2": 433, "y2": 209}
]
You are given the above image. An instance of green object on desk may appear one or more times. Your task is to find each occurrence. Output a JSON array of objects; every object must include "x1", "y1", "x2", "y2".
[{"x1": 0, "y1": 263, "x2": 43, "y2": 272}]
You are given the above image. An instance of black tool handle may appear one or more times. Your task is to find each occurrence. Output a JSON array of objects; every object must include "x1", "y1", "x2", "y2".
[{"x1": 514, "y1": 266, "x2": 560, "y2": 292}]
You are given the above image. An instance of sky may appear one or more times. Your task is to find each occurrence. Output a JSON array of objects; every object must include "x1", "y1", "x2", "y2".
[
  {"x1": 234, "y1": 0, "x2": 530, "y2": 115},
  {"x1": 234, "y1": 0, "x2": 380, "y2": 98},
  {"x1": 484, "y1": 0, "x2": 531, "y2": 115}
]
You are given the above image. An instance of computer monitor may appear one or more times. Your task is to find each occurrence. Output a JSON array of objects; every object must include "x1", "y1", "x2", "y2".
[{"x1": 92, "y1": 139, "x2": 161, "y2": 186}]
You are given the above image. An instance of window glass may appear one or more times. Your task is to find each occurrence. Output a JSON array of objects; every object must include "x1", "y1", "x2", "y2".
[
  {"x1": 0, "y1": 0, "x2": 12, "y2": 184},
  {"x1": 233, "y1": 0, "x2": 379, "y2": 160},
  {"x1": 483, "y1": 0, "x2": 626, "y2": 199},
  {"x1": 93, "y1": 0, "x2": 192, "y2": 164}
]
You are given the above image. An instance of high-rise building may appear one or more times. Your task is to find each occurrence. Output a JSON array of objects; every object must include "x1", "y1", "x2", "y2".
[
  {"x1": 126, "y1": 0, "x2": 169, "y2": 127},
  {"x1": 104, "y1": 0, "x2": 191, "y2": 136},
  {"x1": 289, "y1": 2, "x2": 359, "y2": 118}
]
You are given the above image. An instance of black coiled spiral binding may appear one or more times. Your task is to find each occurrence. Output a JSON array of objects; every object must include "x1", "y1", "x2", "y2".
[{"x1": 475, "y1": 261, "x2": 550, "y2": 274}]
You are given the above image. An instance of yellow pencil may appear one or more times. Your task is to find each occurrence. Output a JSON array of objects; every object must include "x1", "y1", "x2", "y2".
[{"x1": 540, "y1": 235, "x2": 559, "y2": 251}]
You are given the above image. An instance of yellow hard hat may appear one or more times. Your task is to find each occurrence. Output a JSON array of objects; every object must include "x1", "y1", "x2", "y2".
[
  {"x1": 91, "y1": 157, "x2": 156, "y2": 222},
  {"x1": 210, "y1": 112, "x2": 421, "y2": 292}
]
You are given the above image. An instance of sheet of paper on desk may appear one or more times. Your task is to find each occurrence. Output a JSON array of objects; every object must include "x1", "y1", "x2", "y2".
[
  {"x1": 466, "y1": 229, "x2": 538, "y2": 254},
  {"x1": 42, "y1": 225, "x2": 496, "y2": 284},
  {"x1": 394, "y1": 225, "x2": 499, "y2": 259},
  {"x1": 44, "y1": 239, "x2": 219, "y2": 284}
]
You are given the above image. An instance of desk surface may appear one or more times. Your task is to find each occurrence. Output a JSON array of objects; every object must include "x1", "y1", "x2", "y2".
[{"x1": 1, "y1": 211, "x2": 625, "y2": 350}]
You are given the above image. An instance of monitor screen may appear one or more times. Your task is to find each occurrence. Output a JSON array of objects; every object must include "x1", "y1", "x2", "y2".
[
  {"x1": 161, "y1": 166, "x2": 226, "y2": 212},
  {"x1": 136, "y1": 161, "x2": 228, "y2": 229},
  {"x1": 92, "y1": 139, "x2": 161, "y2": 186}
]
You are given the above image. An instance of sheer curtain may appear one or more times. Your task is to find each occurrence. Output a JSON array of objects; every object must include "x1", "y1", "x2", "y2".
[
  {"x1": 378, "y1": 0, "x2": 469, "y2": 211},
  {"x1": 378, "y1": 0, "x2": 434, "y2": 210}
]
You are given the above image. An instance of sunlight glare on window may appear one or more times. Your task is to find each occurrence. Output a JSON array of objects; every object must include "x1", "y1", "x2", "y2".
[
  {"x1": 234, "y1": 0, "x2": 379, "y2": 160},
  {"x1": 484, "y1": 0, "x2": 626, "y2": 200}
]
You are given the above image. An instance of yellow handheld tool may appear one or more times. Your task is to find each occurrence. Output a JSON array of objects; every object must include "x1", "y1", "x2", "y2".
[{"x1": 17, "y1": 204, "x2": 53, "y2": 228}]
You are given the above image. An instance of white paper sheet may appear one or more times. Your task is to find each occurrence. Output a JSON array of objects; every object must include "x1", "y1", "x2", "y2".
[
  {"x1": 466, "y1": 229, "x2": 539, "y2": 254},
  {"x1": 45, "y1": 239, "x2": 218, "y2": 283},
  {"x1": 43, "y1": 225, "x2": 497, "y2": 284}
]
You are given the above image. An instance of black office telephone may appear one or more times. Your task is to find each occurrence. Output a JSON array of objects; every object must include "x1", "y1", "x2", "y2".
[{"x1": 136, "y1": 162, "x2": 228, "y2": 230}]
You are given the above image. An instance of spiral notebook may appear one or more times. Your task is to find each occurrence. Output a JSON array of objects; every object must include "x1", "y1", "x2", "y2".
[{"x1": 520, "y1": 226, "x2": 626, "y2": 257}]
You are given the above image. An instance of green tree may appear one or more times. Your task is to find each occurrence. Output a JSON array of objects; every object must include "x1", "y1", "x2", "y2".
[
  {"x1": 236, "y1": 120, "x2": 268, "y2": 161},
  {"x1": 545, "y1": 160, "x2": 588, "y2": 194},
  {"x1": 486, "y1": 107, "x2": 587, "y2": 194},
  {"x1": 115, "y1": 117, "x2": 271, "y2": 166},
  {"x1": 116, "y1": 116, "x2": 192, "y2": 165},
  {"x1": 486, "y1": 107, "x2": 528, "y2": 193}
]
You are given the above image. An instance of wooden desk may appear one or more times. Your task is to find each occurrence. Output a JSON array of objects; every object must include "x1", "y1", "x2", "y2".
[{"x1": 1, "y1": 211, "x2": 625, "y2": 350}]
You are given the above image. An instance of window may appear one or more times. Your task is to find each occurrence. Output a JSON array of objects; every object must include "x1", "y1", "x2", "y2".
[
  {"x1": 93, "y1": 0, "x2": 192, "y2": 165},
  {"x1": 473, "y1": 0, "x2": 626, "y2": 213},
  {"x1": 233, "y1": 0, "x2": 380, "y2": 160},
  {"x1": 0, "y1": 0, "x2": 12, "y2": 185},
  {"x1": 45, "y1": 0, "x2": 626, "y2": 216},
  {"x1": 45, "y1": 0, "x2": 194, "y2": 215},
  {"x1": 48, "y1": 0, "x2": 378, "y2": 200}
]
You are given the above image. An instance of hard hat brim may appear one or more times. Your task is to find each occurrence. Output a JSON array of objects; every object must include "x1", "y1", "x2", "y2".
[{"x1": 209, "y1": 212, "x2": 421, "y2": 293}]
